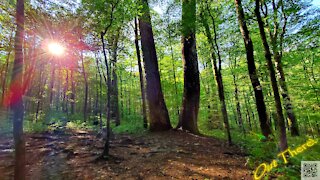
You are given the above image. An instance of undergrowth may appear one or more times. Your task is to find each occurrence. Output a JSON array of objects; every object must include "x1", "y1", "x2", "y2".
[
  {"x1": 200, "y1": 125, "x2": 320, "y2": 179},
  {"x1": 2, "y1": 107, "x2": 319, "y2": 180}
]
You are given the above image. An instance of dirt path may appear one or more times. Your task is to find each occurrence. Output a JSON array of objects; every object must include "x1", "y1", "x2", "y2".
[{"x1": 0, "y1": 130, "x2": 252, "y2": 180}]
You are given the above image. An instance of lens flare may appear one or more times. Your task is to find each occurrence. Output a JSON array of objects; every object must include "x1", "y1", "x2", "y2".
[{"x1": 48, "y1": 42, "x2": 65, "y2": 56}]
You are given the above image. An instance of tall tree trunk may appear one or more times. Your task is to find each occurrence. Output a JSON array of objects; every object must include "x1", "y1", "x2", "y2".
[
  {"x1": 231, "y1": 58, "x2": 245, "y2": 134},
  {"x1": 111, "y1": 57, "x2": 120, "y2": 126},
  {"x1": 11, "y1": 0, "x2": 25, "y2": 178},
  {"x1": 128, "y1": 62, "x2": 132, "y2": 115},
  {"x1": 1, "y1": 53, "x2": 11, "y2": 106},
  {"x1": 138, "y1": 0, "x2": 171, "y2": 131},
  {"x1": 94, "y1": 61, "x2": 99, "y2": 123},
  {"x1": 80, "y1": 52, "x2": 88, "y2": 121},
  {"x1": 49, "y1": 65, "x2": 56, "y2": 109},
  {"x1": 70, "y1": 69, "x2": 75, "y2": 114},
  {"x1": 200, "y1": 9, "x2": 231, "y2": 143},
  {"x1": 1, "y1": 30, "x2": 14, "y2": 106},
  {"x1": 261, "y1": 0, "x2": 299, "y2": 136},
  {"x1": 55, "y1": 69, "x2": 61, "y2": 112},
  {"x1": 234, "y1": 0, "x2": 272, "y2": 139},
  {"x1": 63, "y1": 69, "x2": 69, "y2": 113},
  {"x1": 95, "y1": 54, "x2": 103, "y2": 129},
  {"x1": 109, "y1": 30, "x2": 121, "y2": 126},
  {"x1": 35, "y1": 65, "x2": 47, "y2": 121},
  {"x1": 276, "y1": 56, "x2": 299, "y2": 136},
  {"x1": 177, "y1": 0, "x2": 200, "y2": 134},
  {"x1": 243, "y1": 91, "x2": 252, "y2": 130},
  {"x1": 36, "y1": 78, "x2": 47, "y2": 121},
  {"x1": 255, "y1": 0, "x2": 287, "y2": 150},
  {"x1": 119, "y1": 67, "x2": 124, "y2": 119},
  {"x1": 101, "y1": 32, "x2": 112, "y2": 157},
  {"x1": 166, "y1": 18, "x2": 180, "y2": 117},
  {"x1": 134, "y1": 17, "x2": 148, "y2": 129}
]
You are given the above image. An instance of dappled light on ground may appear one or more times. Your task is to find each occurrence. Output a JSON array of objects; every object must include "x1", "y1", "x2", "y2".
[{"x1": 0, "y1": 130, "x2": 251, "y2": 179}]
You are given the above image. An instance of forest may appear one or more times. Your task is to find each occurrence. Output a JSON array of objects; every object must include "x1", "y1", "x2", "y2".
[{"x1": 0, "y1": 0, "x2": 319, "y2": 179}]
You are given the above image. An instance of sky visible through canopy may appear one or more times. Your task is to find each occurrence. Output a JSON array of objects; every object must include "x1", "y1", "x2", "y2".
[{"x1": 313, "y1": 0, "x2": 320, "y2": 6}]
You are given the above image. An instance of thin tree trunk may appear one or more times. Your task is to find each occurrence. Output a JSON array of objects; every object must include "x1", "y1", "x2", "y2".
[
  {"x1": 1, "y1": 54, "x2": 10, "y2": 106},
  {"x1": 63, "y1": 69, "x2": 69, "y2": 113},
  {"x1": 243, "y1": 91, "x2": 252, "y2": 131},
  {"x1": 274, "y1": 45, "x2": 299, "y2": 137},
  {"x1": 128, "y1": 62, "x2": 132, "y2": 115},
  {"x1": 119, "y1": 67, "x2": 124, "y2": 119},
  {"x1": 200, "y1": 9, "x2": 231, "y2": 143},
  {"x1": 80, "y1": 52, "x2": 88, "y2": 121},
  {"x1": 70, "y1": 69, "x2": 75, "y2": 114},
  {"x1": 95, "y1": 54, "x2": 103, "y2": 129},
  {"x1": 101, "y1": 32, "x2": 112, "y2": 157},
  {"x1": 255, "y1": 0, "x2": 287, "y2": 150},
  {"x1": 139, "y1": 0, "x2": 171, "y2": 131},
  {"x1": 1, "y1": 30, "x2": 14, "y2": 106},
  {"x1": 55, "y1": 69, "x2": 61, "y2": 112},
  {"x1": 111, "y1": 58, "x2": 120, "y2": 126},
  {"x1": 134, "y1": 17, "x2": 148, "y2": 128},
  {"x1": 267, "y1": 0, "x2": 300, "y2": 136},
  {"x1": 94, "y1": 60, "x2": 99, "y2": 123},
  {"x1": 234, "y1": 0, "x2": 272, "y2": 139},
  {"x1": 36, "y1": 79, "x2": 47, "y2": 121},
  {"x1": 167, "y1": 19, "x2": 180, "y2": 117},
  {"x1": 49, "y1": 65, "x2": 56, "y2": 109},
  {"x1": 233, "y1": 71, "x2": 245, "y2": 134},
  {"x1": 35, "y1": 66, "x2": 47, "y2": 121}
]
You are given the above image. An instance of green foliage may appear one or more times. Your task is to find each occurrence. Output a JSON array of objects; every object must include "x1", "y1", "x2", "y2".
[
  {"x1": 24, "y1": 121, "x2": 47, "y2": 133},
  {"x1": 66, "y1": 120, "x2": 97, "y2": 131},
  {"x1": 203, "y1": 126, "x2": 320, "y2": 179},
  {"x1": 113, "y1": 109, "x2": 147, "y2": 134},
  {"x1": 0, "y1": 110, "x2": 11, "y2": 135}
]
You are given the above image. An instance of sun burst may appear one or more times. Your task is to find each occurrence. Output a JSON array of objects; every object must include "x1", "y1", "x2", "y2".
[{"x1": 48, "y1": 42, "x2": 65, "y2": 56}]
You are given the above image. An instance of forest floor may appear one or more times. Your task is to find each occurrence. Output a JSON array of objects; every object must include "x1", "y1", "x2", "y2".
[{"x1": 0, "y1": 128, "x2": 252, "y2": 180}]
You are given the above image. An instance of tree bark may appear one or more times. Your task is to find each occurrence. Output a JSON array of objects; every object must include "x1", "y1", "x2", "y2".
[
  {"x1": 138, "y1": 0, "x2": 171, "y2": 131},
  {"x1": 231, "y1": 58, "x2": 245, "y2": 134},
  {"x1": 80, "y1": 52, "x2": 88, "y2": 121},
  {"x1": 134, "y1": 17, "x2": 148, "y2": 129},
  {"x1": 94, "y1": 60, "x2": 99, "y2": 123},
  {"x1": 263, "y1": 0, "x2": 300, "y2": 136},
  {"x1": 119, "y1": 66, "x2": 124, "y2": 119},
  {"x1": 243, "y1": 91, "x2": 252, "y2": 130},
  {"x1": 95, "y1": 54, "x2": 103, "y2": 129},
  {"x1": 70, "y1": 69, "x2": 75, "y2": 114},
  {"x1": 109, "y1": 30, "x2": 121, "y2": 126},
  {"x1": 101, "y1": 32, "x2": 111, "y2": 157},
  {"x1": 255, "y1": 0, "x2": 287, "y2": 150},
  {"x1": 176, "y1": 0, "x2": 200, "y2": 134},
  {"x1": 276, "y1": 57, "x2": 299, "y2": 136},
  {"x1": 35, "y1": 66, "x2": 47, "y2": 121},
  {"x1": 49, "y1": 65, "x2": 56, "y2": 109},
  {"x1": 63, "y1": 69, "x2": 69, "y2": 113},
  {"x1": 11, "y1": 0, "x2": 26, "y2": 178},
  {"x1": 55, "y1": 69, "x2": 61, "y2": 112},
  {"x1": 234, "y1": 0, "x2": 272, "y2": 139},
  {"x1": 275, "y1": 39, "x2": 299, "y2": 136}
]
